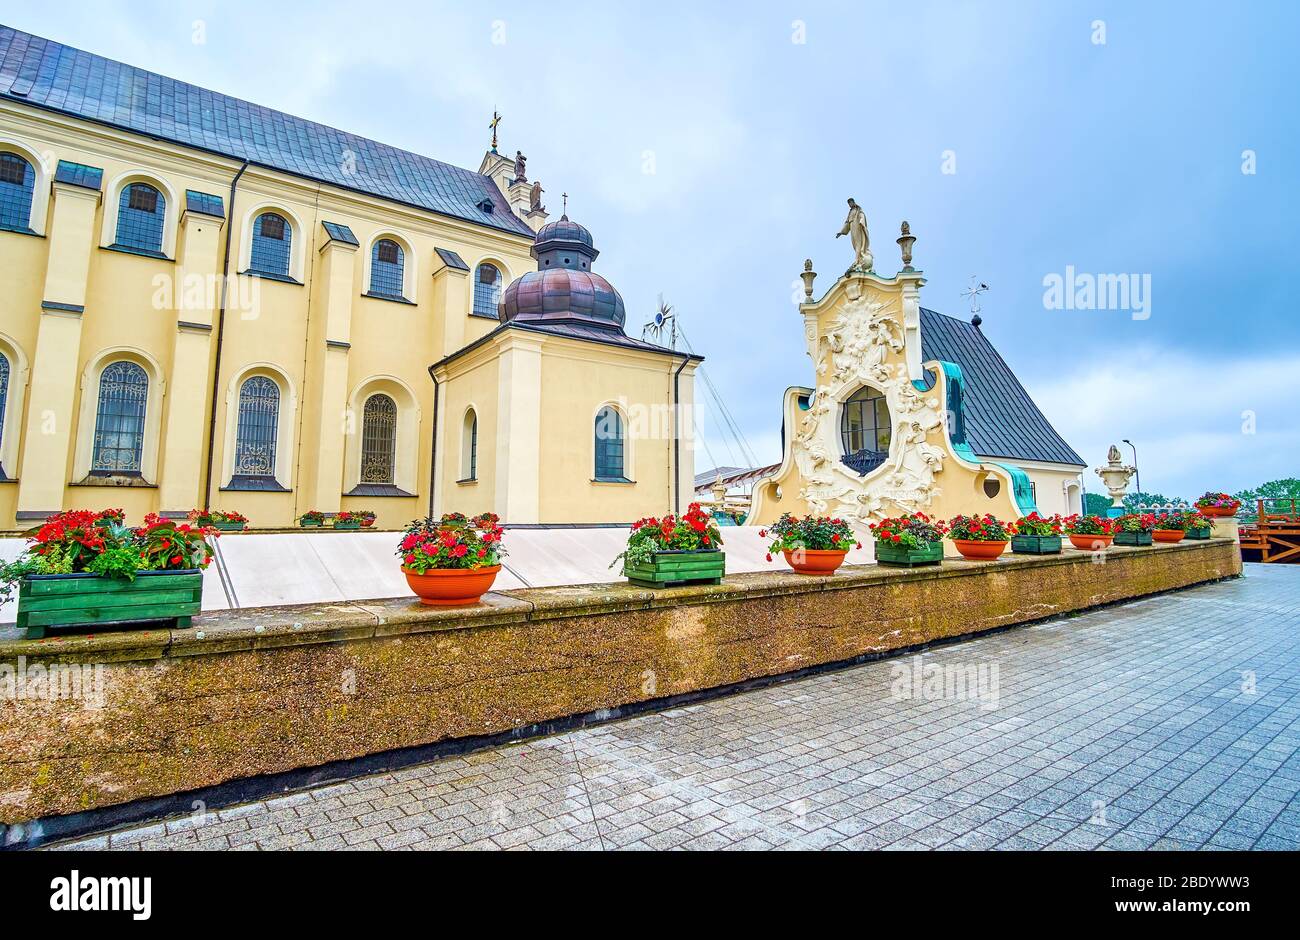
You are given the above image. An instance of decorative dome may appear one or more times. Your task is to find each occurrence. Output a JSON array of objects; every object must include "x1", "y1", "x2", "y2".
[{"x1": 498, "y1": 216, "x2": 626, "y2": 330}]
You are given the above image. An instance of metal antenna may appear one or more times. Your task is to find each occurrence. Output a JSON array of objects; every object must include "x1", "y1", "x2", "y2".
[{"x1": 961, "y1": 275, "x2": 989, "y2": 326}]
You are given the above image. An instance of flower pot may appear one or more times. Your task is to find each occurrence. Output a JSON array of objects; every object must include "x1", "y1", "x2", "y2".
[
  {"x1": 213, "y1": 521, "x2": 246, "y2": 532},
  {"x1": 1011, "y1": 534, "x2": 1062, "y2": 555},
  {"x1": 401, "y1": 565, "x2": 500, "y2": 606},
  {"x1": 1068, "y1": 533, "x2": 1114, "y2": 551},
  {"x1": 952, "y1": 539, "x2": 1008, "y2": 560},
  {"x1": 299, "y1": 519, "x2": 322, "y2": 528},
  {"x1": 874, "y1": 540, "x2": 943, "y2": 567},
  {"x1": 332, "y1": 521, "x2": 361, "y2": 530},
  {"x1": 1152, "y1": 529, "x2": 1185, "y2": 543},
  {"x1": 361, "y1": 518, "x2": 376, "y2": 528},
  {"x1": 783, "y1": 548, "x2": 849, "y2": 575},
  {"x1": 16, "y1": 569, "x2": 204, "y2": 639},
  {"x1": 624, "y1": 549, "x2": 725, "y2": 588},
  {"x1": 1196, "y1": 505, "x2": 1237, "y2": 518},
  {"x1": 1184, "y1": 528, "x2": 1210, "y2": 540},
  {"x1": 1115, "y1": 531, "x2": 1153, "y2": 546}
]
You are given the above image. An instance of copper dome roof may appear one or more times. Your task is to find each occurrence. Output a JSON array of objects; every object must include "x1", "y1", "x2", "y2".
[{"x1": 497, "y1": 215, "x2": 626, "y2": 330}]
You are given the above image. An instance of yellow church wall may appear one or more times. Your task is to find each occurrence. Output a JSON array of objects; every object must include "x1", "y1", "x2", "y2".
[
  {"x1": 436, "y1": 349, "x2": 500, "y2": 520},
  {"x1": 0, "y1": 100, "x2": 557, "y2": 529}
]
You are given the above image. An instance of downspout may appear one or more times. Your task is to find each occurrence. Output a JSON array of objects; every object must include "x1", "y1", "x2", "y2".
[
  {"x1": 201, "y1": 159, "x2": 250, "y2": 509},
  {"x1": 426, "y1": 365, "x2": 440, "y2": 519},
  {"x1": 672, "y1": 354, "x2": 691, "y2": 515}
]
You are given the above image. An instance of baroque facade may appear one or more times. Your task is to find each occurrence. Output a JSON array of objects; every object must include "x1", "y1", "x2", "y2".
[
  {"x1": 0, "y1": 26, "x2": 697, "y2": 529},
  {"x1": 749, "y1": 218, "x2": 1086, "y2": 534}
]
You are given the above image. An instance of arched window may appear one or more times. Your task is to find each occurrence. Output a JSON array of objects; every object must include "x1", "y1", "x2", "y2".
[
  {"x1": 472, "y1": 263, "x2": 501, "y2": 317},
  {"x1": 370, "y1": 239, "x2": 405, "y2": 298},
  {"x1": 360, "y1": 394, "x2": 397, "y2": 484},
  {"x1": 460, "y1": 409, "x2": 477, "y2": 481},
  {"x1": 594, "y1": 406, "x2": 625, "y2": 480},
  {"x1": 840, "y1": 386, "x2": 891, "y2": 476},
  {"x1": 232, "y1": 376, "x2": 280, "y2": 479},
  {"x1": 250, "y1": 212, "x2": 292, "y2": 279},
  {"x1": 91, "y1": 361, "x2": 148, "y2": 473},
  {"x1": 114, "y1": 182, "x2": 166, "y2": 254},
  {"x1": 0, "y1": 152, "x2": 35, "y2": 232}
]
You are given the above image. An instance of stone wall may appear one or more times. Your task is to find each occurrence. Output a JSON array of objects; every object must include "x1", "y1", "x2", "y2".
[{"x1": 0, "y1": 539, "x2": 1240, "y2": 827}]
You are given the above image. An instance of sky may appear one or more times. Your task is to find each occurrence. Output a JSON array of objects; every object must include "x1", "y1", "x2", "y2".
[{"x1": 6, "y1": 0, "x2": 1297, "y2": 500}]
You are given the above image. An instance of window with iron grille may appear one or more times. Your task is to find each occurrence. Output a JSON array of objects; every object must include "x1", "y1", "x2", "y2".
[
  {"x1": 369, "y1": 239, "x2": 405, "y2": 298},
  {"x1": 91, "y1": 361, "x2": 148, "y2": 473},
  {"x1": 594, "y1": 406, "x2": 625, "y2": 480},
  {"x1": 0, "y1": 153, "x2": 35, "y2": 231},
  {"x1": 250, "y1": 212, "x2": 292, "y2": 277},
  {"x1": 472, "y1": 263, "x2": 501, "y2": 317},
  {"x1": 461, "y1": 409, "x2": 477, "y2": 480},
  {"x1": 360, "y1": 394, "x2": 397, "y2": 484},
  {"x1": 114, "y1": 182, "x2": 166, "y2": 253},
  {"x1": 232, "y1": 376, "x2": 280, "y2": 478}
]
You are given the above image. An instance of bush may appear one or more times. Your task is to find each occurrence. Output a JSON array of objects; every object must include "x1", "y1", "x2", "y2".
[{"x1": 612, "y1": 503, "x2": 723, "y2": 569}]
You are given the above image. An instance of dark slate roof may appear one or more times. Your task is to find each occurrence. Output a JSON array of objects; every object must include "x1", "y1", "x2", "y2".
[
  {"x1": 920, "y1": 308, "x2": 1085, "y2": 467},
  {"x1": 321, "y1": 220, "x2": 358, "y2": 246},
  {"x1": 53, "y1": 158, "x2": 101, "y2": 190},
  {"x1": 184, "y1": 189, "x2": 224, "y2": 218},
  {"x1": 0, "y1": 25, "x2": 535, "y2": 238},
  {"x1": 435, "y1": 247, "x2": 469, "y2": 271}
]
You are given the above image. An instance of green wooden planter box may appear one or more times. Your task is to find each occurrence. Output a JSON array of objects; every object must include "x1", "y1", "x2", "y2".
[
  {"x1": 16, "y1": 569, "x2": 203, "y2": 639},
  {"x1": 212, "y1": 521, "x2": 246, "y2": 532},
  {"x1": 1184, "y1": 527, "x2": 1210, "y2": 540},
  {"x1": 874, "y1": 540, "x2": 943, "y2": 567},
  {"x1": 332, "y1": 521, "x2": 361, "y2": 530},
  {"x1": 1115, "y1": 531, "x2": 1153, "y2": 546},
  {"x1": 1011, "y1": 534, "x2": 1062, "y2": 554},
  {"x1": 624, "y1": 550, "x2": 725, "y2": 588},
  {"x1": 299, "y1": 519, "x2": 323, "y2": 527}
]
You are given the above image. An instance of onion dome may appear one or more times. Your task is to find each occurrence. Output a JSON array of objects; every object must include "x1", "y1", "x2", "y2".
[{"x1": 498, "y1": 216, "x2": 626, "y2": 330}]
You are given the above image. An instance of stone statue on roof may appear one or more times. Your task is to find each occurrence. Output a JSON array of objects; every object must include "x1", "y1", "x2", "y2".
[
  {"x1": 530, "y1": 181, "x2": 544, "y2": 211},
  {"x1": 836, "y1": 197, "x2": 873, "y2": 273},
  {"x1": 514, "y1": 150, "x2": 527, "y2": 182}
]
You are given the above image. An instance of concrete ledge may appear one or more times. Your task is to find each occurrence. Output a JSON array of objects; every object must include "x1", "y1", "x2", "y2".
[{"x1": 0, "y1": 539, "x2": 1240, "y2": 827}]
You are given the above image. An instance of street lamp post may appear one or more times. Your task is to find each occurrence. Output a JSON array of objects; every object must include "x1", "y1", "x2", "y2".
[{"x1": 1122, "y1": 439, "x2": 1140, "y2": 497}]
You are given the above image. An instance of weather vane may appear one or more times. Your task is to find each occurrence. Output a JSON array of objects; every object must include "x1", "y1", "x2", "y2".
[
  {"x1": 961, "y1": 275, "x2": 988, "y2": 326},
  {"x1": 488, "y1": 110, "x2": 501, "y2": 153},
  {"x1": 642, "y1": 294, "x2": 678, "y2": 348}
]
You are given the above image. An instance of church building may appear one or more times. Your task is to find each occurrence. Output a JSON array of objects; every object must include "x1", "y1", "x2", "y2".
[{"x1": 0, "y1": 25, "x2": 697, "y2": 529}]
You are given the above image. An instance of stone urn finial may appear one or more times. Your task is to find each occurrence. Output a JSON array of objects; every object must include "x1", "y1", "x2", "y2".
[
  {"x1": 800, "y1": 259, "x2": 817, "y2": 301},
  {"x1": 711, "y1": 474, "x2": 727, "y2": 507},
  {"x1": 897, "y1": 221, "x2": 916, "y2": 270},
  {"x1": 1095, "y1": 444, "x2": 1137, "y2": 515}
]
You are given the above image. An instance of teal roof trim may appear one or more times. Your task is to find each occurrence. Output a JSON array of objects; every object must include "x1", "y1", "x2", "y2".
[{"x1": 992, "y1": 462, "x2": 1039, "y2": 515}]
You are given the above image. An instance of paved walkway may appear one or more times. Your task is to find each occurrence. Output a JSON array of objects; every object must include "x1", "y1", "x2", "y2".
[{"x1": 54, "y1": 565, "x2": 1300, "y2": 851}]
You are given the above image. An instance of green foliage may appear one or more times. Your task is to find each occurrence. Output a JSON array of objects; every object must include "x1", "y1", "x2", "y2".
[
  {"x1": 612, "y1": 504, "x2": 723, "y2": 570},
  {"x1": 87, "y1": 547, "x2": 141, "y2": 581},
  {"x1": 1082, "y1": 492, "x2": 1112, "y2": 516}
]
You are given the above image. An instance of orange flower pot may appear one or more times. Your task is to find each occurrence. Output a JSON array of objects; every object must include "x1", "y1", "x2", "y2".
[
  {"x1": 1068, "y1": 534, "x2": 1114, "y2": 551},
  {"x1": 402, "y1": 565, "x2": 500, "y2": 606},
  {"x1": 1152, "y1": 529, "x2": 1185, "y2": 543},
  {"x1": 952, "y1": 539, "x2": 1008, "y2": 560},
  {"x1": 783, "y1": 548, "x2": 848, "y2": 576},
  {"x1": 1196, "y1": 505, "x2": 1237, "y2": 518}
]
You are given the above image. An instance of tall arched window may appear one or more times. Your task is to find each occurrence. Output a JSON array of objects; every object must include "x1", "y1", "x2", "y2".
[
  {"x1": 460, "y1": 409, "x2": 477, "y2": 481},
  {"x1": 472, "y1": 263, "x2": 501, "y2": 317},
  {"x1": 114, "y1": 182, "x2": 166, "y2": 254},
  {"x1": 249, "y1": 212, "x2": 292, "y2": 279},
  {"x1": 369, "y1": 239, "x2": 405, "y2": 298},
  {"x1": 360, "y1": 394, "x2": 397, "y2": 484},
  {"x1": 594, "y1": 406, "x2": 626, "y2": 480},
  {"x1": 232, "y1": 376, "x2": 280, "y2": 479},
  {"x1": 0, "y1": 152, "x2": 35, "y2": 232},
  {"x1": 91, "y1": 361, "x2": 148, "y2": 473},
  {"x1": 840, "y1": 386, "x2": 891, "y2": 476}
]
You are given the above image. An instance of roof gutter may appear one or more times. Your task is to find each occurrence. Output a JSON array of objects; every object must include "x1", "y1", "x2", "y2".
[
  {"x1": 201, "y1": 159, "x2": 249, "y2": 508},
  {"x1": 426, "y1": 365, "x2": 440, "y2": 519}
]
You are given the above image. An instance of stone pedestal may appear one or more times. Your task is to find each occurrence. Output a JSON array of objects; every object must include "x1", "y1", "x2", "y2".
[{"x1": 1211, "y1": 516, "x2": 1239, "y2": 542}]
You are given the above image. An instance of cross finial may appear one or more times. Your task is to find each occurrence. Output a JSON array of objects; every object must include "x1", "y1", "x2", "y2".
[
  {"x1": 561, "y1": 192, "x2": 568, "y2": 219},
  {"x1": 488, "y1": 110, "x2": 502, "y2": 153}
]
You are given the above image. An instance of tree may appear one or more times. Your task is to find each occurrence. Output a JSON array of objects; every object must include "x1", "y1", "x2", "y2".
[
  {"x1": 1083, "y1": 492, "x2": 1112, "y2": 516},
  {"x1": 1123, "y1": 491, "x2": 1186, "y2": 511}
]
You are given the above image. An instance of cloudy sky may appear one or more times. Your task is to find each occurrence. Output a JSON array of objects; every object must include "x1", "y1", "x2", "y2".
[{"x1": 8, "y1": 0, "x2": 1297, "y2": 499}]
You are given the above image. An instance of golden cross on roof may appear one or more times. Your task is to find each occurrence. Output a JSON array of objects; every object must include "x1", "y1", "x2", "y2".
[{"x1": 489, "y1": 110, "x2": 502, "y2": 153}]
